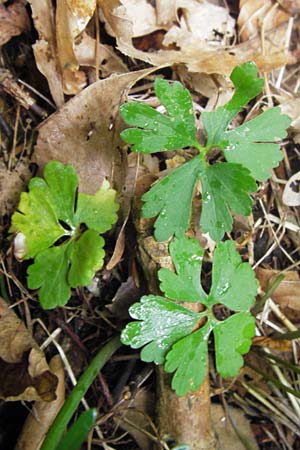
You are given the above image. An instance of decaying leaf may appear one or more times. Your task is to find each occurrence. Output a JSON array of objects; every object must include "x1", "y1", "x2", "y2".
[
  {"x1": 0, "y1": 0, "x2": 30, "y2": 46},
  {"x1": 98, "y1": 0, "x2": 290, "y2": 76},
  {"x1": 0, "y1": 298, "x2": 58, "y2": 401},
  {"x1": 34, "y1": 68, "x2": 157, "y2": 195},
  {"x1": 256, "y1": 267, "x2": 300, "y2": 311},
  {"x1": 15, "y1": 355, "x2": 65, "y2": 450},
  {"x1": 28, "y1": 0, "x2": 64, "y2": 107},
  {"x1": 55, "y1": 0, "x2": 96, "y2": 95},
  {"x1": 238, "y1": 0, "x2": 290, "y2": 43},
  {"x1": 252, "y1": 336, "x2": 292, "y2": 352}
]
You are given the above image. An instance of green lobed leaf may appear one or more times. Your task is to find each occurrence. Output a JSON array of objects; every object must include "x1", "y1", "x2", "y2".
[
  {"x1": 142, "y1": 157, "x2": 200, "y2": 241},
  {"x1": 200, "y1": 162, "x2": 257, "y2": 241},
  {"x1": 121, "y1": 295, "x2": 201, "y2": 364},
  {"x1": 158, "y1": 235, "x2": 207, "y2": 302},
  {"x1": 165, "y1": 324, "x2": 210, "y2": 396},
  {"x1": 224, "y1": 107, "x2": 291, "y2": 181},
  {"x1": 68, "y1": 230, "x2": 105, "y2": 288},
  {"x1": 122, "y1": 237, "x2": 258, "y2": 395},
  {"x1": 11, "y1": 162, "x2": 119, "y2": 309},
  {"x1": 208, "y1": 240, "x2": 258, "y2": 310},
  {"x1": 74, "y1": 179, "x2": 118, "y2": 232},
  {"x1": 10, "y1": 185, "x2": 65, "y2": 259},
  {"x1": 120, "y1": 78, "x2": 198, "y2": 153},
  {"x1": 27, "y1": 245, "x2": 71, "y2": 309},
  {"x1": 202, "y1": 61, "x2": 264, "y2": 147},
  {"x1": 41, "y1": 161, "x2": 78, "y2": 225},
  {"x1": 214, "y1": 312, "x2": 256, "y2": 377}
]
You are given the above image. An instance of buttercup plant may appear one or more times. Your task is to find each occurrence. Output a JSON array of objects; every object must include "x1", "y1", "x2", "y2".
[
  {"x1": 10, "y1": 161, "x2": 119, "y2": 309},
  {"x1": 120, "y1": 62, "x2": 291, "y2": 395}
]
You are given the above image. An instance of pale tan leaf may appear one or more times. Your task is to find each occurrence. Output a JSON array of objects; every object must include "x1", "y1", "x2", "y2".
[
  {"x1": 28, "y1": 0, "x2": 64, "y2": 107},
  {"x1": 238, "y1": 0, "x2": 291, "y2": 58}
]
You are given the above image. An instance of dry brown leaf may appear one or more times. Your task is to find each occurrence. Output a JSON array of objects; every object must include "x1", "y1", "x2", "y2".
[
  {"x1": 0, "y1": 298, "x2": 58, "y2": 402},
  {"x1": 238, "y1": 0, "x2": 290, "y2": 42},
  {"x1": 252, "y1": 336, "x2": 292, "y2": 352},
  {"x1": 256, "y1": 267, "x2": 300, "y2": 311},
  {"x1": 56, "y1": 0, "x2": 96, "y2": 95},
  {"x1": 28, "y1": 0, "x2": 64, "y2": 107},
  {"x1": 0, "y1": 0, "x2": 30, "y2": 46},
  {"x1": 98, "y1": 0, "x2": 290, "y2": 76},
  {"x1": 15, "y1": 355, "x2": 65, "y2": 450},
  {"x1": 34, "y1": 68, "x2": 156, "y2": 195},
  {"x1": 277, "y1": 0, "x2": 300, "y2": 14}
]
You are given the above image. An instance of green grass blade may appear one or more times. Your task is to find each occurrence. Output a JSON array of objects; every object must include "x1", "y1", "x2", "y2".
[
  {"x1": 55, "y1": 408, "x2": 97, "y2": 450},
  {"x1": 40, "y1": 336, "x2": 121, "y2": 450}
]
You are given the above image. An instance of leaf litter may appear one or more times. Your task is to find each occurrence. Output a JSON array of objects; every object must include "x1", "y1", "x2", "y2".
[{"x1": 1, "y1": 0, "x2": 300, "y2": 449}]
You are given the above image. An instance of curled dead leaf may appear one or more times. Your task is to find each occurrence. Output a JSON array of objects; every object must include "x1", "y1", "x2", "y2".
[
  {"x1": 0, "y1": 298, "x2": 58, "y2": 402},
  {"x1": 28, "y1": 0, "x2": 64, "y2": 107},
  {"x1": 15, "y1": 355, "x2": 65, "y2": 450}
]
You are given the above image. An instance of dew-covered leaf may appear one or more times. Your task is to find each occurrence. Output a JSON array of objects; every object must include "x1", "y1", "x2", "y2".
[
  {"x1": 214, "y1": 312, "x2": 256, "y2": 377},
  {"x1": 208, "y1": 240, "x2": 258, "y2": 310},
  {"x1": 165, "y1": 324, "x2": 210, "y2": 396},
  {"x1": 158, "y1": 235, "x2": 207, "y2": 302},
  {"x1": 224, "y1": 107, "x2": 291, "y2": 181},
  {"x1": 142, "y1": 157, "x2": 200, "y2": 241},
  {"x1": 122, "y1": 237, "x2": 258, "y2": 395},
  {"x1": 200, "y1": 162, "x2": 257, "y2": 241},
  {"x1": 120, "y1": 295, "x2": 201, "y2": 364},
  {"x1": 202, "y1": 62, "x2": 264, "y2": 147},
  {"x1": 120, "y1": 78, "x2": 198, "y2": 153}
]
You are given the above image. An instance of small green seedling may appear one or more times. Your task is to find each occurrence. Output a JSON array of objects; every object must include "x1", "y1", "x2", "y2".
[
  {"x1": 121, "y1": 236, "x2": 258, "y2": 396},
  {"x1": 10, "y1": 161, "x2": 118, "y2": 309},
  {"x1": 120, "y1": 62, "x2": 291, "y2": 241}
]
